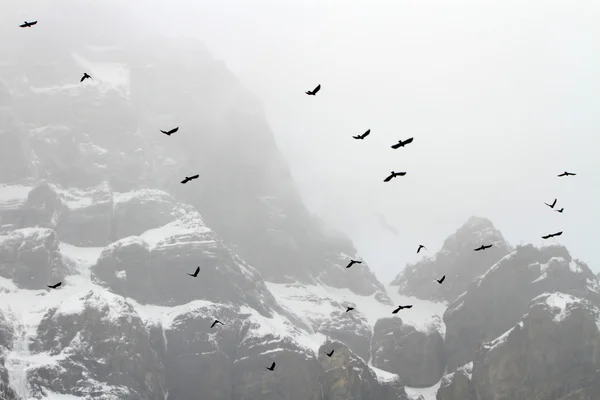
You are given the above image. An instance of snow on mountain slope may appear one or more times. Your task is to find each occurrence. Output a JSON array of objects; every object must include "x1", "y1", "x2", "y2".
[
  {"x1": 265, "y1": 281, "x2": 447, "y2": 337},
  {"x1": 405, "y1": 380, "x2": 443, "y2": 400}
]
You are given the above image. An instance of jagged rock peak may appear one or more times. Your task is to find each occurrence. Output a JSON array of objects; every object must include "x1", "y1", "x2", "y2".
[{"x1": 390, "y1": 216, "x2": 511, "y2": 303}]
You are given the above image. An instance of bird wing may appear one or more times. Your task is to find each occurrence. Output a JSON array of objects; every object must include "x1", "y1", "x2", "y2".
[
  {"x1": 271, "y1": 362, "x2": 276, "y2": 369},
  {"x1": 190, "y1": 174, "x2": 200, "y2": 179},
  {"x1": 363, "y1": 130, "x2": 370, "y2": 137},
  {"x1": 397, "y1": 172, "x2": 407, "y2": 176},
  {"x1": 160, "y1": 130, "x2": 168, "y2": 134},
  {"x1": 355, "y1": 261, "x2": 363, "y2": 264},
  {"x1": 558, "y1": 173, "x2": 566, "y2": 176},
  {"x1": 403, "y1": 137, "x2": 414, "y2": 145},
  {"x1": 352, "y1": 135, "x2": 361, "y2": 139},
  {"x1": 211, "y1": 321, "x2": 217, "y2": 328},
  {"x1": 345, "y1": 261, "x2": 353, "y2": 268},
  {"x1": 405, "y1": 305, "x2": 413, "y2": 308},
  {"x1": 554, "y1": 231, "x2": 563, "y2": 237},
  {"x1": 180, "y1": 179, "x2": 188, "y2": 184},
  {"x1": 169, "y1": 127, "x2": 179, "y2": 134},
  {"x1": 383, "y1": 174, "x2": 393, "y2": 182},
  {"x1": 440, "y1": 276, "x2": 446, "y2": 283},
  {"x1": 392, "y1": 308, "x2": 400, "y2": 314},
  {"x1": 391, "y1": 142, "x2": 401, "y2": 149},
  {"x1": 313, "y1": 84, "x2": 321, "y2": 94},
  {"x1": 541, "y1": 235, "x2": 551, "y2": 239},
  {"x1": 195, "y1": 267, "x2": 200, "y2": 275},
  {"x1": 31, "y1": 21, "x2": 37, "y2": 25},
  {"x1": 474, "y1": 246, "x2": 482, "y2": 251},
  {"x1": 80, "y1": 76, "x2": 85, "y2": 82}
]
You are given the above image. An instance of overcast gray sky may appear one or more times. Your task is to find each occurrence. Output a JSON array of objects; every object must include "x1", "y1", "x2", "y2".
[{"x1": 6, "y1": 0, "x2": 600, "y2": 281}]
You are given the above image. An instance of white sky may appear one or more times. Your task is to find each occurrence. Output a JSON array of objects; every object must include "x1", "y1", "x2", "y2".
[{"x1": 5, "y1": 0, "x2": 600, "y2": 281}]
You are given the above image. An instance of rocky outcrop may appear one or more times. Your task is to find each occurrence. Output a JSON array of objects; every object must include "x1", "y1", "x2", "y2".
[
  {"x1": 0, "y1": 228, "x2": 70, "y2": 289},
  {"x1": 20, "y1": 182, "x2": 67, "y2": 230},
  {"x1": 29, "y1": 289, "x2": 166, "y2": 399},
  {"x1": 436, "y1": 363, "x2": 475, "y2": 400},
  {"x1": 444, "y1": 244, "x2": 600, "y2": 371},
  {"x1": 371, "y1": 317, "x2": 445, "y2": 387},
  {"x1": 318, "y1": 341, "x2": 409, "y2": 400},
  {"x1": 471, "y1": 292, "x2": 600, "y2": 400},
  {"x1": 319, "y1": 309, "x2": 373, "y2": 362},
  {"x1": 391, "y1": 216, "x2": 511, "y2": 302}
]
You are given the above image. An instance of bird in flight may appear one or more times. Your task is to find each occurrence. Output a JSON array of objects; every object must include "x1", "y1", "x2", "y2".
[
  {"x1": 417, "y1": 245, "x2": 427, "y2": 254},
  {"x1": 187, "y1": 267, "x2": 200, "y2": 277},
  {"x1": 325, "y1": 350, "x2": 334, "y2": 357},
  {"x1": 353, "y1": 129, "x2": 371, "y2": 140},
  {"x1": 210, "y1": 320, "x2": 224, "y2": 328},
  {"x1": 556, "y1": 208, "x2": 564, "y2": 213},
  {"x1": 80, "y1": 73, "x2": 92, "y2": 82},
  {"x1": 20, "y1": 21, "x2": 37, "y2": 28},
  {"x1": 391, "y1": 137, "x2": 414, "y2": 149},
  {"x1": 542, "y1": 231, "x2": 563, "y2": 239},
  {"x1": 266, "y1": 362, "x2": 276, "y2": 371},
  {"x1": 544, "y1": 198, "x2": 557, "y2": 209},
  {"x1": 161, "y1": 127, "x2": 179, "y2": 136},
  {"x1": 305, "y1": 84, "x2": 321, "y2": 96},
  {"x1": 47, "y1": 282, "x2": 62, "y2": 289},
  {"x1": 345, "y1": 306, "x2": 355, "y2": 313},
  {"x1": 383, "y1": 171, "x2": 407, "y2": 182},
  {"x1": 474, "y1": 244, "x2": 492, "y2": 251},
  {"x1": 435, "y1": 275, "x2": 445, "y2": 284},
  {"x1": 392, "y1": 305, "x2": 413, "y2": 314},
  {"x1": 345, "y1": 259, "x2": 362, "y2": 269},
  {"x1": 557, "y1": 171, "x2": 576, "y2": 177},
  {"x1": 181, "y1": 174, "x2": 199, "y2": 184}
]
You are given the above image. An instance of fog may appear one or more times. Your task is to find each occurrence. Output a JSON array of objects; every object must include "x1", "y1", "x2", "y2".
[{"x1": 4, "y1": 0, "x2": 600, "y2": 281}]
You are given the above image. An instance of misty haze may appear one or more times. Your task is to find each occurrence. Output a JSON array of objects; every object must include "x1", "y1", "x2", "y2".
[{"x1": 1, "y1": 1, "x2": 599, "y2": 399}]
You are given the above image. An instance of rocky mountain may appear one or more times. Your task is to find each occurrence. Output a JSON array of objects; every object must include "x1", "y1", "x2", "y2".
[{"x1": 0, "y1": 3, "x2": 447, "y2": 400}]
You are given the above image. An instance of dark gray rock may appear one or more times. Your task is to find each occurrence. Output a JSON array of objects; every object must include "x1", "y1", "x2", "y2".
[
  {"x1": 471, "y1": 292, "x2": 600, "y2": 400},
  {"x1": 371, "y1": 317, "x2": 445, "y2": 387},
  {"x1": 318, "y1": 309, "x2": 373, "y2": 362},
  {"x1": 29, "y1": 289, "x2": 166, "y2": 399},
  {"x1": 391, "y1": 216, "x2": 512, "y2": 302},
  {"x1": 317, "y1": 340, "x2": 410, "y2": 400},
  {"x1": 444, "y1": 244, "x2": 600, "y2": 371},
  {"x1": 0, "y1": 228, "x2": 69, "y2": 289},
  {"x1": 436, "y1": 363, "x2": 475, "y2": 400},
  {"x1": 112, "y1": 190, "x2": 178, "y2": 240},
  {"x1": 20, "y1": 182, "x2": 67, "y2": 230}
]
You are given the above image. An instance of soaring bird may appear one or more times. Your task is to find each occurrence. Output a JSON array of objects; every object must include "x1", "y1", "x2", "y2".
[
  {"x1": 20, "y1": 21, "x2": 37, "y2": 28},
  {"x1": 353, "y1": 129, "x2": 371, "y2": 140},
  {"x1": 305, "y1": 84, "x2": 321, "y2": 96},
  {"x1": 392, "y1": 305, "x2": 413, "y2": 314},
  {"x1": 210, "y1": 320, "x2": 224, "y2": 328},
  {"x1": 556, "y1": 208, "x2": 564, "y2": 213},
  {"x1": 474, "y1": 244, "x2": 492, "y2": 251},
  {"x1": 266, "y1": 362, "x2": 276, "y2": 371},
  {"x1": 160, "y1": 127, "x2": 179, "y2": 136},
  {"x1": 187, "y1": 267, "x2": 200, "y2": 277},
  {"x1": 557, "y1": 171, "x2": 576, "y2": 177},
  {"x1": 383, "y1": 171, "x2": 407, "y2": 182},
  {"x1": 181, "y1": 174, "x2": 199, "y2": 184},
  {"x1": 47, "y1": 282, "x2": 62, "y2": 289},
  {"x1": 417, "y1": 245, "x2": 427, "y2": 254},
  {"x1": 435, "y1": 275, "x2": 446, "y2": 284},
  {"x1": 326, "y1": 350, "x2": 334, "y2": 357},
  {"x1": 542, "y1": 231, "x2": 563, "y2": 239},
  {"x1": 545, "y1": 198, "x2": 557, "y2": 209},
  {"x1": 345, "y1": 259, "x2": 362, "y2": 269},
  {"x1": 391, "y1": 137, "x2": 414, "y2": 149},
  {"x1": 345, "y1": 307, "x2": 355, "y2": 313},
  {"x1": 80, "y1": 73, "x2": 92, "y2": 82}
]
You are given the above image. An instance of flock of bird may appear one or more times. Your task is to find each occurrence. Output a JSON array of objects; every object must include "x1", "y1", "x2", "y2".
[{"x1": 20, "y1": 20, "x2": 576, "y2": 373}]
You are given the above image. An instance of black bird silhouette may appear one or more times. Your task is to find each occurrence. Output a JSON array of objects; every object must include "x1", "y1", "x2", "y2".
[
  {"x1": 47, "y1": 282, "x2": 62, "y2": 289},
  {"x1": 542, "y1": 231, "x2": 563, "y2": 239},
  {"x1": 345, "y1": 259, "x2": 362, "y2": 269},
  {"x1": 266, "y1": 362, "x2": 276, "y2": 371},
  {"x1": 326, "y1": 350, "x2": 334, "y2": 357},
  {"x1": 474, "y1": 244, "x2": 492, "y2": 251},
  {"x1": 556, "y1": 208, "x2": 564, "y2": 213},
  {"x1": 210, "y1": 320, "x2": 223, "y2": 328},
  {"x1": 305, "y1": 84, "x2": 321, "y2": 96},
  {"x1": 346, "y1": 307, "x2": 355, "y2": 313},
  {"x1": 181, "y1": 174, "x2": 199, "y2": 184},
  {"x1": 20, "y1": 21, "x2": 38, "y2": 28},
  {"x1": 392, "y1": 305, "x2": 413, "y2": 314},
  {"x1": 391, "y1": 137, "x2": 414, "y2": 149},
  {"x1": 383, "y1": 171, "x2": 407, "y2": 182},
  {"x1": 80, "y1": 73, "x2": 92, "y2": 82},
  {"x1": 187, "y1": 267, "x2": 200, "y2": 277},
  {"x1": 353, "y1": 129, "x2": 371, "y2": 140},
  {"x1": 544, "y1": 198, "x2": 557, "y2": 209},
  {"x1": 557, "y1": 171, "x2": 576, "y2": 177},
  {"x1": 160, "y1": 127, "x2": 179, "y2": 136},
  {"x1": 435, "y1": 275, "x2": 446, "y2": 284},
  {"x1": 417, "y1": 244, "x2": 427, "y2": 254}
]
